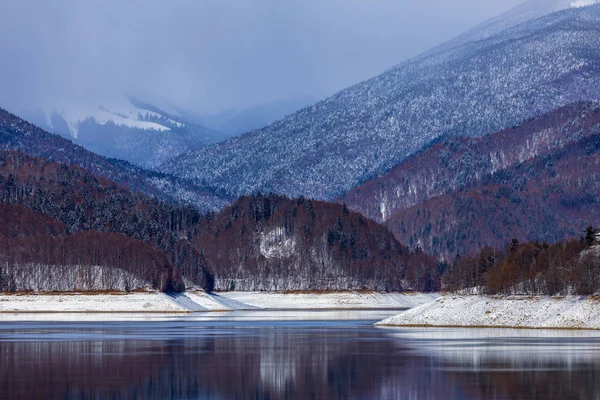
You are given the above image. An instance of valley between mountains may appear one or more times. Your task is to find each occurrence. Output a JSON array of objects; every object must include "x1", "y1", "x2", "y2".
[{"x1": 1, "y1": 0, "x2": 600, "y2": 328}]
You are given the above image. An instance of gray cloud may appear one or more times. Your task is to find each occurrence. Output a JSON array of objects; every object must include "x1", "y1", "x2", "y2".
[{"x1": 0, "y1": 0, "x2": 523, "y2": 114}]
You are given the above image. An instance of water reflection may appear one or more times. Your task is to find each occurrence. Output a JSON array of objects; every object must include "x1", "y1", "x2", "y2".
[{"x1": 0, "y1": 314, "x2": 599, "y2": 399}]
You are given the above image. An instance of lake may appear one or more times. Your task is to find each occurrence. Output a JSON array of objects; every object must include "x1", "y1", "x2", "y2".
[{"x1": 1, "y1": 310, "x2": 599, "y2": 399}]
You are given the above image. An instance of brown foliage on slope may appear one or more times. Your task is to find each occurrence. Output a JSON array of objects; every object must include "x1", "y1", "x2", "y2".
[
  {"x1": 0, "y1": 149, "x2": 207, "y2": 290},
  {"x1": 0, "y1": 203, "x2": 180, "y2": 292},
  {"x1": 189, "y1": 195, "x2": 438, "y2": 291},
  {"x1": 444, "y1": 237, "x2": 600, "y2": 296},
  {"x1": 0, "y1": 150, "x2": 430, "y2": 291},
  {"x1": 340, "y1": 101, "x2": 600, "y2": 223},
  {"x1": 387, "y1": 132, "x2": 600, "y2": 259},
  {"x1": 339, "y1": 102, "x2": 600, "y2": 259}
]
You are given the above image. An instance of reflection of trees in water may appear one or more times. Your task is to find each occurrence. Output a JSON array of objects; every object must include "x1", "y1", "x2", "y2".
[
  {"x1": 0, "y1": 330, "x2": 401, "y2": 400},
  {"x1": 176, "y1": 329, "x2": 406, "y2": 399},
  {"x1": 2, "y1": 329, "x2": 600, "y2": 399},
  {"x1": 439, "y1": 357, "x2": 600, "y2": 400}
]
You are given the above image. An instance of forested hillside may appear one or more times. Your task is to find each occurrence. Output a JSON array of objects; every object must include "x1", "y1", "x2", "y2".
[
  {"x1": 340, "y1": 102, "x2": 600, "y2": 222},
  {"x1": 443, "y1": 232, "x2": 600, "y2": 296},
  {"x1": 188, "y1": 194, "x2": 438, "y2": 291},
  {"x1": 0, "y1": 150, "x2": 212, "y2": 291},
  {"x1": 0, "y1": 203, "x2": 181, "y2": 292},
  {"x1": 387, "y1": 117, "x2": 600, "y2": 259},
  {"x1": 0, "y1": 150, "x2": 434, "y2": 292},
  {"x1": 338, "y1": 102, "x2": 600, "y2": 259}
]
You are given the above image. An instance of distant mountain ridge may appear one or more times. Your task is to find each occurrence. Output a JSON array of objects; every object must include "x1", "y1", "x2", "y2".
[
  {"x1": 24, "y1": 96, "x2": 227, "y2": 169},
  {"x1": 161, "y1": 4, "x2": 600, "y2": 201}
]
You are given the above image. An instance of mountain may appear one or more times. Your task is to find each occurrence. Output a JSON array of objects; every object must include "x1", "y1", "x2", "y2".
[
  {"x1": 25, "y1": 96, "x2": 227, "y2": 169},
  {"x1": 386, "y1": 131, "x2": 600, "y2": 259},
  {"x1": 161, "y1": 4, "x2": 600, "y2": 201},
  {"x1": 0, "y1": 148, "x2": 437, "y2": 292},
  {"x1": 339, "y1": 102, "x2": 600, "y2": 222},
  {"x1": 200, "y1": 95, "x2": 317, "y2": 136},
  {"x1": 0, "y1": 107, "x2": 232, "y2": 211},
  {"x1": 340, "y1": 102, "x2": 600, "y2": 259}
]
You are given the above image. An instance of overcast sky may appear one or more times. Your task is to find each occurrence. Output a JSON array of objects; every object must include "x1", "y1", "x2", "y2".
[{"x1": 0, "y1": 0, "x2": 523, "y2": 115}]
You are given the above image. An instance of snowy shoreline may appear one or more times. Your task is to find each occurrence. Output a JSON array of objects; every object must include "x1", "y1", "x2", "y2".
[
  {"x1": 376, "y1": 295, "x2": 600, "y2": 330},
  {"x1": 210, "y1": 291, "x2": 438, "y2": 310},
  {"x1": 0, "y1": 291, "x2": 438, "y2": 313},
  {"x1": 0, "y1": 292, "x2": 188, "y2": 313}
]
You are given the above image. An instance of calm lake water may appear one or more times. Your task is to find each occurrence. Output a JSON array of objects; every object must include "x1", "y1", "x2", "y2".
[{"x1": 1, "y1": 310, "x2": 600, "y2": 400}]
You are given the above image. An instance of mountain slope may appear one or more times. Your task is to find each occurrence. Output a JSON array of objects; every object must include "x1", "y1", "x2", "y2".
[
  {"x1": 0, "y1": 202, "x2": 181, "y2": 292},
  {"x1": 0, "y1": 149, "x2": 210, "y2": 290},
  {"x1": 0, "y1": 107, "x2": 232, "y2": 211},
  {"x1": 339, "y1": 102, "x2": 600, "y2": 258},
  {"x1": 418, "y1": 0, "x2": 599, "y2": 59},
  {"x1": 386, "y1": 131, "x2": 600, "y2": 258},
  {"x1": 161, "y1": 5, "x2": 600, "y2": 200},
  {"x1": 339, "y1": 102, "x2": 600, "y2": 222}
]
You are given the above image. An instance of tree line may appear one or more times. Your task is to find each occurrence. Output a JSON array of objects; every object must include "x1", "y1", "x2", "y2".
[
  {"x1": 443, "y1": 227, "x2": 600, "y2": 295},
  {"x1": 0, "y1": 203, "x2": 182, "y2": 292}
]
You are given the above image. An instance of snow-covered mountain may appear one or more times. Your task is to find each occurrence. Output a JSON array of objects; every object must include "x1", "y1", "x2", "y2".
[
  {"x1": 25, "y1": 96, "x2": 227, "y2": 169},
  {"x1": 160, "y1": 4, "x2": 600, "y2": 200},
  {"x1": 418, "y1": 0, "x2": 599, "y2": 58}
]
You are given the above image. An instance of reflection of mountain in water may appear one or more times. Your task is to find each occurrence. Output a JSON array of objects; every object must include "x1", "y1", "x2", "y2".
[{"x1": 1, "y1": 326, "x2": 600, "y2": 399}]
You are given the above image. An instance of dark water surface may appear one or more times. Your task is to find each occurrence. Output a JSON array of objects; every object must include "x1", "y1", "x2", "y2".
[{"x1": 1, "y1": 310, "x2": 600, "y2": 400}]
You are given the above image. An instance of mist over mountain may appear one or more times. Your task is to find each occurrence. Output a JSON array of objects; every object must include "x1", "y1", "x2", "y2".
[
  {"x1": 0, "y1": 1, "x2": 521, "y2": 115},
  {"x1": 200, "y1": 95, "x2": 317, "y2": 137},
  {"x1": 0, "y1": 1, "x2": 527, "y2": 171},
  {"x1": 162, "y1": 4, "x2": 600, "y2": 201}
]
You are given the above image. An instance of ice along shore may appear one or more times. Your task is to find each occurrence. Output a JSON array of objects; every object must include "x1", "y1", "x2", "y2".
[
  {"x1": 376, "y1": 295, "x2": 600, "y2": 330},
  {"x1": 0, "y1": 291, "x2": 438, "y2": 313}
]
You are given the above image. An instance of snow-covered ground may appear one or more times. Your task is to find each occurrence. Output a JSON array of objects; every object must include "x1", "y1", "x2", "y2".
[
  {"x1": 0, "y1": 292, "x2": 188, "y2": 313},
  {"x1": 376, "y1": 295, "x2": 600, "y2": 330},
  {"x1": 219, "y1": 291, "x2": 439, "y2": 310},
  {"x1": 0, "y1": 291, "x2": 438, "y2": 313}
]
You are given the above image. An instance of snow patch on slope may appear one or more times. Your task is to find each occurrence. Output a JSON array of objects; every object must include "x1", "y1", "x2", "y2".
[
  {"x1": 47, "y1": 96, "x2": 176, "y2": 138},
  {"x1": 260, "y1": 227, "x2": 297, "y2": 259}
]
